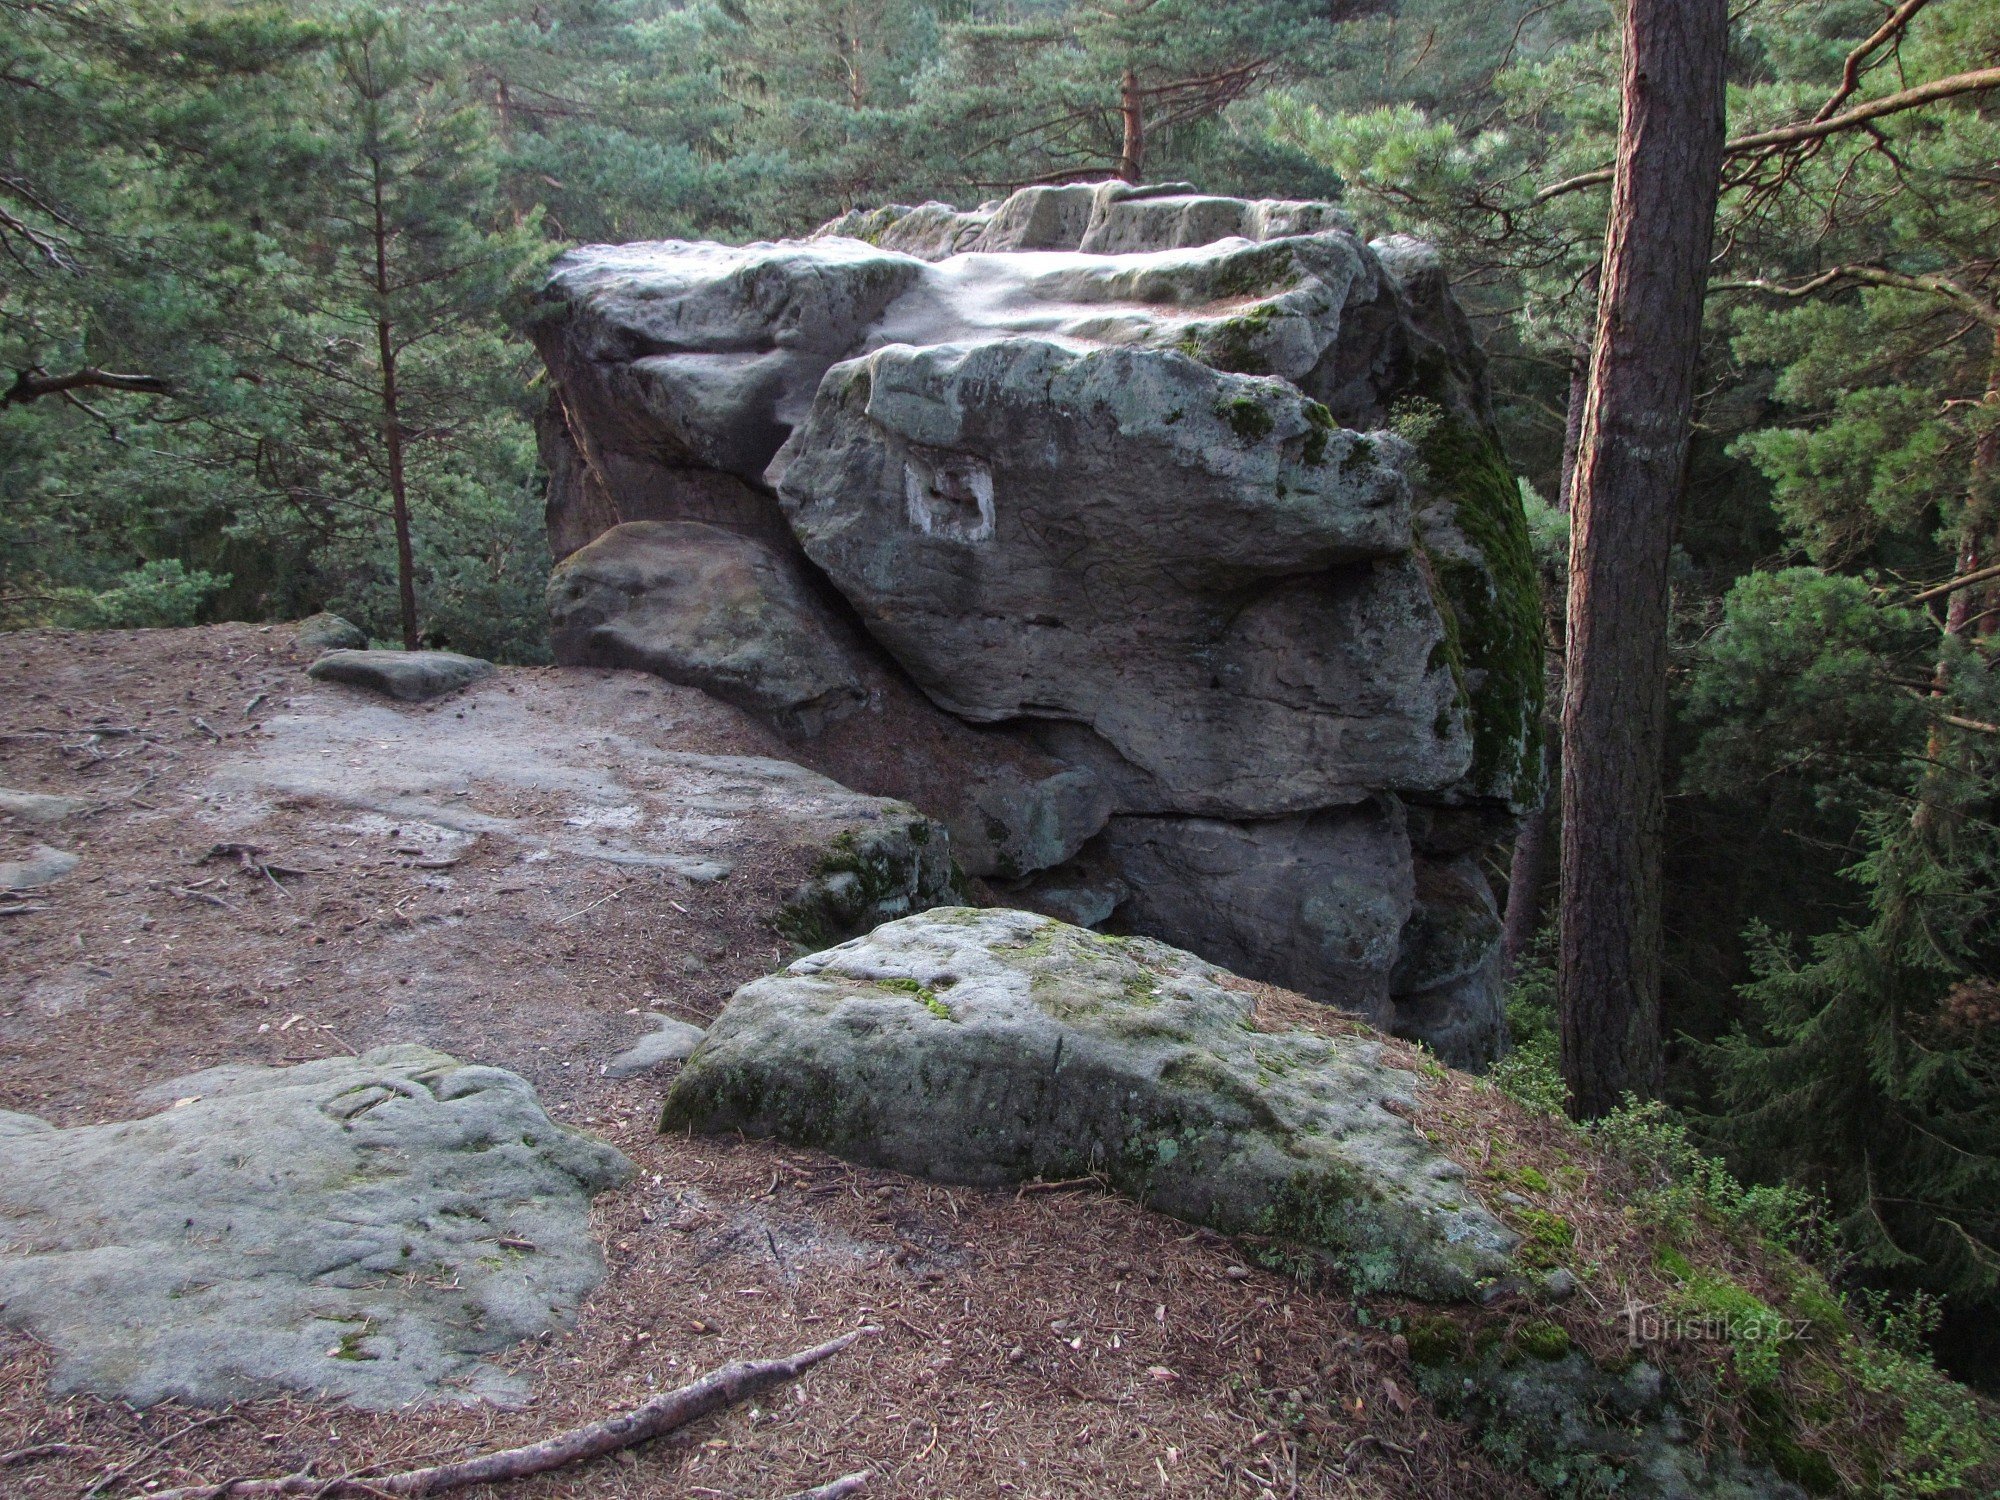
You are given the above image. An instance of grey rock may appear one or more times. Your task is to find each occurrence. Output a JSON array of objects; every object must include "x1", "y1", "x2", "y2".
[
  {"x1": 207, "y1": 672, "x2": 960, "y2": 896},
  {"x1": 0, "y1": 1110, "x2": 55, "y2": 1139},
  {"x1": 664, "y1": 907, "x2": 1516, "y2": 1300},
  {"x1": 605, "y1": 1016, "x2": 707, "y2": 1079},
  {"x1": 1076, "y1": 180, "x2": 1350, "y2": 254},
  {"x1": 814, "y1": 181, "x2": 1351, "y2": 262},
  {"x1": 944, "y1": 766, "x2": 1112, "y2": 881},
  {"x1": 0, "y1": 787, "x2": 83, "y2": 824},
  {"x1": 546, "y1": 520, "x2": 864, "y2": 741},
  {"x1": 774, "y1": 339, "x2": 1465, "y2": 815},
  {"x1": 1387, "y1": 854, "x2": 1506, "y2": 1068},
  {"x1": 535, "y1": 188, "x2": 1546, "y2": 1062},
  {"x1": 0, "y1": 1045, "x2": 632, "y2": 1409},
  {"x1": 775, "y1": 813, "x2": 963, "y2": 950},
  {"x1": 995, "y1": 855, "x2": 1130, "y2": 930},
  {"x1": 308, "y1": 649, "x2": 494, "y2": 703},
  {"x1": 295, "y1": 612, "x2": 367, "y2": 652},
  {"x1": 0, "y1": 844, "x2": 79, "y2": 890},
  {"x1": 1099, "y1": 801, "x2": 1417, "y2": 1030}
]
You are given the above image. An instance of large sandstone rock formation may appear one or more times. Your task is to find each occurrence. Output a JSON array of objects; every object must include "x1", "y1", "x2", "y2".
[{"x1": 530, "y1": 181, "x2": 1543, "y2": 1066}]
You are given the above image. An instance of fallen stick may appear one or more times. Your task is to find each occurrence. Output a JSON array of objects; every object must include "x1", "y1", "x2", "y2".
[
  {"x1": 145, "y1": 1328, "x2": 874, "y2": 1500},
  {"x1": 779, "y1": 1473, "x2": 873, "y2": 1500}
]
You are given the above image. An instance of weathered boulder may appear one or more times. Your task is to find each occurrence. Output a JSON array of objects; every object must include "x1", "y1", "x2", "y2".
[
  {"x1": 773, "y1": 340, "x2": 1463, "y2": 814},
  {"x1": 295, "y1": 612, "x2": 367, "y2": 652},
  {"x1": 664, "y1": 908, "x2": 1516, "y2": 1299},
  {"x1": 532, "y1": 180, "x2": 1545, "y2": 1060},
  {"x1": 0, "y1": 1045, "x2": 631, "y2": 1409},
  {"x1": 546, "y1": 520, "x2": 864, "y2": 741},
  {"x1": 307, "y1": 648, "x2": 494, "y2": 702}
]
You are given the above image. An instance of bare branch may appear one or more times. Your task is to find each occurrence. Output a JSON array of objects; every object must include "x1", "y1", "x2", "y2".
[
  {"x1": 3, "y1": 366, "x2": 170, "y2": 405},
  {"x1": 145, "y1": 1329, "x2": 874, "y2": 1500},
  {"x1": 1533, "y1": 65, "x2": 2000, "y2": 204}
]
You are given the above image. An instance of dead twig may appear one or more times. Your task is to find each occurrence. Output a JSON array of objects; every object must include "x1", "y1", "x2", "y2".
[
  {"x1": 141, "y1": 1329, "x2": 874, "y2": 1499},
  {"x1": 168, "y1": 885, "x2": 235, "y2": 911},
  {"x1": 0, "y1": 1442, "x2": 93, "y2": 1466},
  {"x1": 776, "y1": 1473, "x2": 872, "y2": 1500}
]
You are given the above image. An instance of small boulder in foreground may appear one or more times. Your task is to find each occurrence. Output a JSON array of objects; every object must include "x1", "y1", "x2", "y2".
[
  {"x1": 308, "y1": 648, "x2": 494, "y2": 702},
  {"x1": 0, "y1": 1045, "x2": 632, "y2": 1409},
  {"x1": 663, "y1": 907, "x2": 1515, "y2": 1300}
]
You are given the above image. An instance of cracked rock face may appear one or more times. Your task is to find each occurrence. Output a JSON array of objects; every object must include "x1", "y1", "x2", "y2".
[
  {"x1": 0, "y1": 1046, "x2": 632, "y2": 1409},
  {"x1": 532, "y1": 180, "x2": 1544, "y2": 1064},
  {"x1": 665, "y1": 908, "x2": 1515, "y2": 1299}
]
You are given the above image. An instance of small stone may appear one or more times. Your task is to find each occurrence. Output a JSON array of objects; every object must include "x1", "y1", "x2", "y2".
[
  {"x1": 1541, "y1": 1268, "x2": 1578, "y2": 1302},
  {"x1": 294, "y1": 613, "x2": 367, "y2": 652},
  {"x1": 0, "y1": 845, "x2": 79, "y2": 891},
  {"x1": 603, "y1": 1018, "x2": 707, "y2": 1080},
  {"x1": 308, "y1": 649, "x2": 494, "y2": 703},
  {"x1": 0, "y1": 788, "x2": 83, "y2": 825}
]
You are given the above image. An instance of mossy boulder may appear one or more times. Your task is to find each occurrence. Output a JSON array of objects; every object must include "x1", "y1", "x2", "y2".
[
  {"x1": 774, "y1": 816, "x2": 963, "y2": 950},
  {"x1": 663, "y1": 907, "x2": 1516, "y2": 1299}
]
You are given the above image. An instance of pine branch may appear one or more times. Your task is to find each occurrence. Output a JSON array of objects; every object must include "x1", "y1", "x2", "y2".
[
  {"x1": 1533, "y1": 66, "x2": 2000, "y2": 204},
  {"x1": 143, "y1": 1329, "x2": 874, "y2": 1500},
  {"x1": 3, "y1": 366, "x2": 170, "y2": 405}
]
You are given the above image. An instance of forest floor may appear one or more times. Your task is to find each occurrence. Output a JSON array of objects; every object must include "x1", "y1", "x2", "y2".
[{"x1": 0, "y1": 624, "x2": 1531, "y2": 1500}]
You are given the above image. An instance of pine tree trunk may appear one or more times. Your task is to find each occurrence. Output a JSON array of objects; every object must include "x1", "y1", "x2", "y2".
[
  {"x1": 370, "y1": 150, "x2": 419, "y2": 652},
  {"x1": 1118, "y1": 69, "x2": 1145, "y2": 184},
  {"x1": 1501, "y1": 334, "x2": 1593, "y2": 973},
  {"x1": 1557, "y1": 0, "x2": 1728, "y2": 1119}
]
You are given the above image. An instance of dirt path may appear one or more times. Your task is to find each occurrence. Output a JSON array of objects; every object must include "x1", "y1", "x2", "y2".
[{"x1": 0, "y1": 625, "x2": 1523, "y2": 1499}]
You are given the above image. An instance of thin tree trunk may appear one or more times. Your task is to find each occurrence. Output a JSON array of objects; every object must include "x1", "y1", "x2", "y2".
[
  {"x1": 1558, "y1": 0, "x2": 1728, "y2": 1119},
  {"x1": 1500, "y1": 316, "x2": 1593, "y2": 975},
  {"x1": 370, "y1": 149, "x2": 419, "y2": 651},
  {"x1": 1118, "y1": 68, "x2": 1145, "y2": 183}
]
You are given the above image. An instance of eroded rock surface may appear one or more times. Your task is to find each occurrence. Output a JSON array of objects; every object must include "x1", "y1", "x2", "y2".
[
  {"x1": 533, "y1": 180, "x2": 1544, "y2": 1062},
  {"x1": 664, "y1": 907, "x2": 1516, "y2": 1299},
  {"x1": 0, "y1": 1045, "x2": 631, "y2": 1409},
  {"x1": 547, "y1": 520, "x2": 864, "y2": 740}
]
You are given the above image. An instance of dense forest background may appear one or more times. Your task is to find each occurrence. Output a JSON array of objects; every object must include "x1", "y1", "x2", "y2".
[{"x1": 4, "y1": 0, "x2": 1997, "y2": 1379}]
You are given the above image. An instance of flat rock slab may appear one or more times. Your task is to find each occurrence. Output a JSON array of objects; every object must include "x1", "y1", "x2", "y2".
[
  {"x1": 206, "y1": 668, "x2": 961, "y2": 918},
  {"x1": 0, "y1": 843, "x2": 79, "y2": 890},
  {"x1": 664, "y1": 907, "x2": 1514, "y2": 1299},
  {"x1": 308, "y1": 649, "x2": 495, "y2": 702},
  {"x1": 0, "y1": 1045, "x2": 632, "y2": 1409},
  {"x1": 0, "y1": 787, "x2": 83, "y2": 824}
]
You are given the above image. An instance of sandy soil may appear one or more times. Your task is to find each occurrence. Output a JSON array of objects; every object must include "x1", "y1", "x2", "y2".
[{"x1": 0, "y1": 624, "x2": 1528, "y2": 1500}]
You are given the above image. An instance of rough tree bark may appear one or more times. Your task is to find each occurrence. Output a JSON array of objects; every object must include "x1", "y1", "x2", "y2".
[
  {"x1": 1558, "y1": 0, "x2": 1728, "y2": 1119},
  {"x1": 1499, "y1": 330, "x2": 1591, "y2": 974},
  {"x1": 369, "y1": 145, "x2": 421, "y2": 652},
  {"x1": 1118, "y1": 67, "x2": 1145, "y2": 183}
]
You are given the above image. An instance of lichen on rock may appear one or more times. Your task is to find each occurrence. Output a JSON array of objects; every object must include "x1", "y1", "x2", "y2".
[{"x1": 664, "y1": 907, "x2": 1517, "y2": 1300}]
